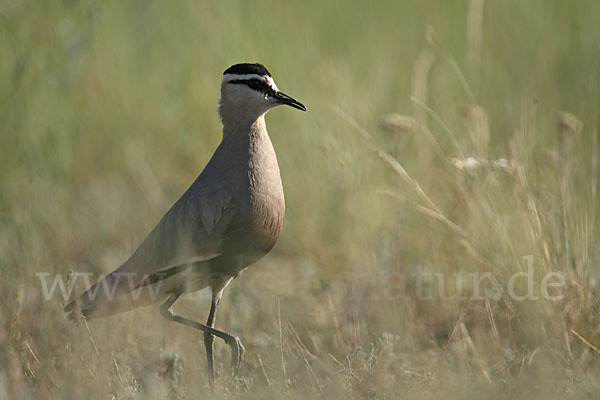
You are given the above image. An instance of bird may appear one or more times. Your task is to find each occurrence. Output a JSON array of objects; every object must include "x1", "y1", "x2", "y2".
[{"x1": 64, "y1": 62, "x2": 306, "y2": 381}]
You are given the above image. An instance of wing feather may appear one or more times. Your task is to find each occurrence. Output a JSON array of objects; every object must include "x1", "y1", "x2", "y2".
[{"x1": 66, "y1": 172, "x2": 237, "y2": 318}]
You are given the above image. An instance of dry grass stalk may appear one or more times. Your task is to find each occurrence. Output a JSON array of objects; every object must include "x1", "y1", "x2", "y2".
[
  {"x1": 462, "y1": 104, "x2": 490, "y2": 157},
  {"x1": 443, "y1": 299, "x2": 470, "y2": 353},
  {"x1": 377, "y1": 150, "x2": 442, "y2": 216},
  {"x1": 257, "y1": 354, "x2": 272, "y2": 386},
  {"x1": 458, "y1": 322, "x2": 493, "y2": 384},
  {"x1": 450, "y1": 156, "x2": 513, "y2": 173},
  {"x1": 570, "y1": 328, "x2": 600, "y2": 355},
  {"x1": 558, "y1": 111, "x2": 583, "y2": 137},
  {"x1": 324, "y1": 288, "x2": 347, "y2": 350},
  {"x1": 25, "y1": 341, "x2": 40, "y2": 364},
  {"x1": 83, "y1": 318, "x2": 100, "y2": 357},
  {"x1": 558, "y1": 111, "x2": 583, "y2": 161},
  {"x1": 592, "y1": 122, "x2": 598, "y2": 231},
  {"x1": 339, "y1": 106, "x2": 504, "y2": 291},
  {"x1": 285, "y1": 321, "x2": 316, "y2": 361},
  {"x1": 378, "y1": 112, "x2": 447, "y2": 158},
  {"x1": 302, "y1": 353, "x2": 322, "y2": 395},
  {"x1": 112, "y1": 358, "x2": 123, "y2": 383},
  {"x1": 378, "y1": 114, "x2": 419, "y2": 133},
  {"x1": 340, "y1": 105, "x2": 527, "y2": 352},
  {"x1": 411, "y1": 96, "x2": 465, "y2": 157},
  {"x1": 277, "y1": 297, "x2": 289, "y2": 391},
  {"x1": 484, "y1": 296, "x2": 500, "y2": 341},
  {"x1": 411, "y1": 48, "x2": 436, "y2": 125},
  {"x1": 466, "y1": 0, "x2": 485, "y2": 81},
  {"x1": 332, "y1": 105, "x2": 373, "y2": 143}
]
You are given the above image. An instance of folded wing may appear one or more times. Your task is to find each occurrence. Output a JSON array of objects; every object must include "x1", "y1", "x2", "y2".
[{"x1": 64, "y1": 177, "x2": 237, "y2": 319}]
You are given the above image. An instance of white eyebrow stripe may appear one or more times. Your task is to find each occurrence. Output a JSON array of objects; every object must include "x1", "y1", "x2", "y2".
[{"x1": 265, "y1": 76, "x2": 279, "y2": 91}]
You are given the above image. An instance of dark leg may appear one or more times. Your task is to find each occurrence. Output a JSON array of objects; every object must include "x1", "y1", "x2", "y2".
[
  {"x1": 204, "y1": 291, "x2": 221, "y2": 382},
  {"x1": 159, "y1": 286, "x2": 245, "y2": 381}
]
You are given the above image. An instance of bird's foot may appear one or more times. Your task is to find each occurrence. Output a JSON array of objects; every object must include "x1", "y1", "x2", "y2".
[{"x1": 225, "y1": 335, "x2": 245, "y2": 374}]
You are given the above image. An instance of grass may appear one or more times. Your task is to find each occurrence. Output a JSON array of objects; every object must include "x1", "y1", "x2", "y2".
[{"x1": 1, "y1": 0, "x2": 600, "y2": 398}]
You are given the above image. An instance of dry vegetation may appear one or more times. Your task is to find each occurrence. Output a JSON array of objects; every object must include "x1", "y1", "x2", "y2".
[{"x1": 1, "y1": 0, "x2": 600, "y2": 399}]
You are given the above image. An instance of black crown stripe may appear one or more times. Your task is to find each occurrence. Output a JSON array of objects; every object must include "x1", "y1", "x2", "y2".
[{"x1": 223, "y1": 63, "x2": 271, "y2": 77}]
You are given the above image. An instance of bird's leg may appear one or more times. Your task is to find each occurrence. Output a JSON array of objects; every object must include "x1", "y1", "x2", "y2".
[
  {"x1": 159, "y1": 287, "x2": 245, "y2": 381},
  {"x1": 204, "y1": 291, "x2": 221, "y2": 382}
]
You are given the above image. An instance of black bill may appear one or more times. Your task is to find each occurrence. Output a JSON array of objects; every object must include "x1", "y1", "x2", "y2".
[{"x1": 274, "y1": 91, "x2": 307, "y2": 111}]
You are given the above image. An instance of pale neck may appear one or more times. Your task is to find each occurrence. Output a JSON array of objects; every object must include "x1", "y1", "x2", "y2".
[{"x1": 220, "y1": 106, "x2": 267, "y2": 142}]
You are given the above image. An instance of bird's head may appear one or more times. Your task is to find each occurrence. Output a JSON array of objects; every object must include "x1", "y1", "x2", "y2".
[{"x1": 219, "y1": 63, "x2": 306, "y2": 120}]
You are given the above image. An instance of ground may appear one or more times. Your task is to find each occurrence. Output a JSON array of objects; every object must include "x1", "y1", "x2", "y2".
[{"x1": 1, "y1": 0, "x2": 600, "y2": 399}]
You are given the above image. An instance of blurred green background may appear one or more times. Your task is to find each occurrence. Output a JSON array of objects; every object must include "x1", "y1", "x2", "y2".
[{"x1": 1, "y1": 0, "x2": 600, "y2": 399}]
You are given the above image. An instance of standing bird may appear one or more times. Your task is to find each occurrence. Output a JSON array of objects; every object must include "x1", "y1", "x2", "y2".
[{"x1": 64, "y1": 63, "x2": 306, "y2": 381}]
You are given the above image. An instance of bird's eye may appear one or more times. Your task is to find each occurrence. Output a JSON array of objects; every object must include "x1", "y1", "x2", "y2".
[{"x1": 245, "y1": 80, "x2": 265, "y2": 91}]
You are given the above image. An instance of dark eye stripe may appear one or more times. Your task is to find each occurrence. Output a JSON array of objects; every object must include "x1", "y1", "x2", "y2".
[{"x1": 229, "y1": 79, "x2": 276, "y2": 96}]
